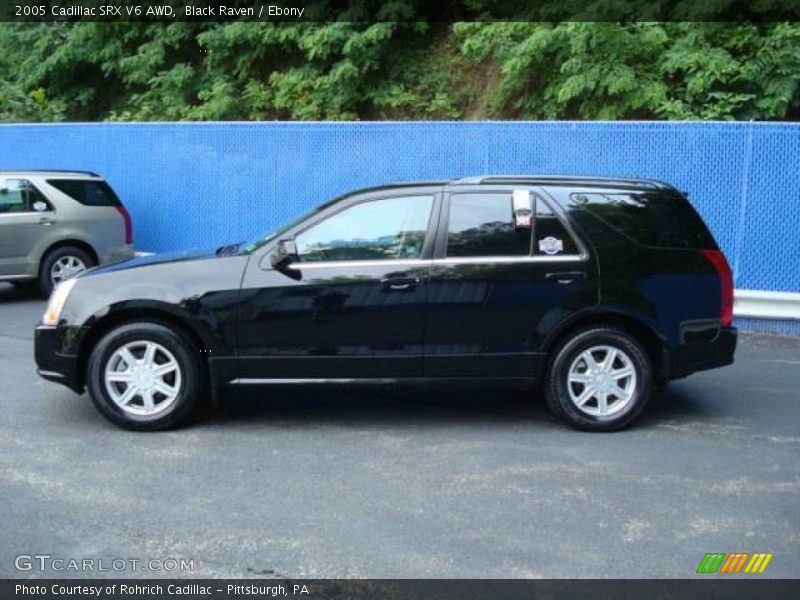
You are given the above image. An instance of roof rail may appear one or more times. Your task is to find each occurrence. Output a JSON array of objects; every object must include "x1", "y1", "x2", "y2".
[
  {"x1": 0, "y1": 169, "x2": 101, "y2": 177},
  {"x1": 387, "y1": 180, "x2": 451, "y2": 188},
  {"x1": 451, "y1": 175, "x2": 671, "y2": 190}
]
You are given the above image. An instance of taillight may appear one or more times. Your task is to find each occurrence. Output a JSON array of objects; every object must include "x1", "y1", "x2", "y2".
[
  {"x1": 702, "y1": 249, "x2": 733, "y2": 327},
  {"x1": 115, "y1": 205, "x2": 133, "y2": 245}
]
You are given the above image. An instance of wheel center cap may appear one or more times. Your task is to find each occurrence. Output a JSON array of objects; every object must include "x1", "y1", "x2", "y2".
[{"x1": 132, "y1": 367, "x2": 153, "y2": 388}]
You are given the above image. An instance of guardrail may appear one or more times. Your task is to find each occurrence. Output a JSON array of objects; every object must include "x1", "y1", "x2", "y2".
[{"x1": 734, "y1": 290, "x2": 800, "y2": 320}]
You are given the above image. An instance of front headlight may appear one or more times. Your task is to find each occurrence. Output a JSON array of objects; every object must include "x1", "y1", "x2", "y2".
[{"x1": 42, "y1": 278, "x2": 78, "y2": 326}]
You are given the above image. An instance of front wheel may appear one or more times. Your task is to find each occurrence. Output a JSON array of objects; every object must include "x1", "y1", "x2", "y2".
[
  {"x1": 87, "y1": 322, "x2": 204, "y2": 430},
  {"x1": 544, "y1": 327, "x2": 653, "y2": 432}
]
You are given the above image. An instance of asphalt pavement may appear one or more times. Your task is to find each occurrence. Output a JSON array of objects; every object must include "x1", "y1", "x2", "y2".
[{"x1": 0, "y1": 282, "x2": 798, "y2": 579}]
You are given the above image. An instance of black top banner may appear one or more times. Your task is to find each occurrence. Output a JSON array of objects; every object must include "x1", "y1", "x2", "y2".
[{"x1": 3, "y1": 0, "x2": 800, "y2": 22}]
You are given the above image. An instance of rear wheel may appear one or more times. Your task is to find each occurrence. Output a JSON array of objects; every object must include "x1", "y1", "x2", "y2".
[
  {"x1": 39, "y1": 246, "x2": 95, "y2": 295},
  {"x1": 545, "y1": 327, "x2": 653, "y2": 431},
  {"x1": 87, "y1": 322, "x2": 204, "y2": 430}
]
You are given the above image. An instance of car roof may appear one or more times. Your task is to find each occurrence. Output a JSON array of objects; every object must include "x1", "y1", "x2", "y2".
[{"x1": 0, "y1": 169, "x2": 102, "y2": 178}]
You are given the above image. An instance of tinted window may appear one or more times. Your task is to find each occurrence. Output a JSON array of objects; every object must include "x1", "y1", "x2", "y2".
[
  {"x1": 573, "y1": 192, "x2": 716, "y2": 249},
  {"x1": 295, "y1": 195, "x2": 433, "y2": 262},
  {"x1": 0, "y1": 179, "x2": 49, "y2": 214},
  {"x1": 535, "y1": 195, "x2": 580, "y2": 255},
  {"x1": 48, "y1": 179, "x2": 121, "y2": 207},
  {"x1": 447, "y1": 193, "x2": 531, "y2": 257}
]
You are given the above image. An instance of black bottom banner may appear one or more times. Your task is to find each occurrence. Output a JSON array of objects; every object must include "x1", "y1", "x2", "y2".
[{"x1": 3, "y1": 579, "x2": 799, "y2": 600}]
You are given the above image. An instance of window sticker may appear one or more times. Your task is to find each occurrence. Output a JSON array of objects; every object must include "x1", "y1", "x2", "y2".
[
  {"x1": 538, "y1": 236, "x2": 564, "y2": 255},
  {"x1": 512, "y1": 189, "x2": 532, "y2": 229}
]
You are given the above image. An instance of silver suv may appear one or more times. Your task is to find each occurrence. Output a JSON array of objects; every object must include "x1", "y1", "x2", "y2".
[{"x1": 0, "y1": 170, "x2": 135, "y2": 295}]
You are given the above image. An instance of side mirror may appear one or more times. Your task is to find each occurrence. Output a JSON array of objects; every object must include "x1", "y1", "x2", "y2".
[{"x1": 270, "y1": 239, "x2": 301, "y2": 279}]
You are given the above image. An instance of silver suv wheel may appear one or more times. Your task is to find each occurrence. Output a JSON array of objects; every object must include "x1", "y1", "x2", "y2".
[
  {"x1": 51, "y1": 255, "x2": 87, "y2": 285},
  {"x1": 566, "y1": 344, "x2": 637, "y2": 417},
  {"x1": 104, "y1": 340, "x2": 183, "y2": 417}
]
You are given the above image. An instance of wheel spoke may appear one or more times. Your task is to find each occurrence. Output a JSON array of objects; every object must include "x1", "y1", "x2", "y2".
[
  {"x1": 568, "y1": 372, "x2": 593, "y2": 384},
  {"x1": 152, "y1": 361, "x2": 178, "y2": 377},
  {"x1": 601, "y1": 348, "x2": 617, "y2": 372},
  {"x1": 579, "y1": 350, "x2": 598, "y2": 371},
  {"x1": 153, "y1": 380, "x2": 176, "y2": 397},
  {"x1": 117, "y1": 385, "x2": 138, "y2": 406},
  {"x1": 119, "y1": 347, "x2": 137, "y2": 368},
  {"x1": 611, "y1": 366, "x2": 634, "y2": 380},
  {"x1": 107, "y1": 371, "x2": 132, "y2": 382},
  {"x1": 574, "y1": 385, "x2": 595, "y2": 406},
  {"x1": 610, "y1": 384, "x2": 631, "y2": 401},
  {"x1": 597, "y1": 391, "x2": 608, "y2": 414},
  {"x1": 142, "y1": 342, "x2": 157, "y2": 368},
  {"x1": 141, "y1": 390, "x2": 155, "y2": 412}
]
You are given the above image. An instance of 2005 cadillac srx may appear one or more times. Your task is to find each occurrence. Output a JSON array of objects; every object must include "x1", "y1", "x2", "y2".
[{"x1": 35, "y1": 176, "x2": 737, "y2": 431}]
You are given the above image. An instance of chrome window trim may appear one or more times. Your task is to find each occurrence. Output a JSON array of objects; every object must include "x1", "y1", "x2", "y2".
[
  {"x1": 433, "y1": 254, "x2": 585, "y2": 266},
  {"x1": 286, "y1": 254, "x2": 586, "y2": 270},
  {"x1": 288, "y1": 259, "x2": 430, "y2": 270}
]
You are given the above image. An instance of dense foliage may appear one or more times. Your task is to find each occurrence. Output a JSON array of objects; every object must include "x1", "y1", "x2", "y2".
[{"x1": 1, "y1": 20, "x2": 798, "y2": 121}]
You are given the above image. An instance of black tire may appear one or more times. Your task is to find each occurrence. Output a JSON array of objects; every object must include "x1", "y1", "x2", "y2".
[
  {"x1": 87, "y1": 322, "x2": 205, "y2": 431},
  {"x1": 39, "y1": 245, "x2": 96, "y2": 296},
  {"x1": 544, "y1": 327, "x2": 653, "y2": 432}
]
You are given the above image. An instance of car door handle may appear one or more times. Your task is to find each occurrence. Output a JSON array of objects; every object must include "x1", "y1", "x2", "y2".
[
  {"x1": 545, "y1": 271, "x2": 586, "y2": 284},
  {"x1": 37, "y1": 216, "x2": 53, "y2": 226},
  {"x1": 381, "y1": 276, "x2": 420, "y2": 291}
]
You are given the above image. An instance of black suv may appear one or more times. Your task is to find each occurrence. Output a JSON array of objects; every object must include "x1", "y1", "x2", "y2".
[{"x1": 35, "y1": 176, "x2": 736, "y2": 431}]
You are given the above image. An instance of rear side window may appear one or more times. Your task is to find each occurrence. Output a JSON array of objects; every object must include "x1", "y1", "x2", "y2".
[
  {"x1": 535, "y1": 196, "x2": 580, "y2": 256},
  {"x1": 446, "y1": 193, "x2": 531, "y2": 257},
  {"x1": 0, "y1": 179, "x2": 50, "y2": 213},
  {"x1": 48, "y1": 179, "x2": 121, "y2": 207},
  {"x1": 573, "y1": 192, "x2": 715, "y2": 249}
]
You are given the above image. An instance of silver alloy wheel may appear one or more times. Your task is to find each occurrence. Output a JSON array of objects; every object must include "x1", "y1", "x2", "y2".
[
  {"x1": 51, "y1": 255, "x2": 87, "y2": 285},
  {"x1": 566, "y1": 345, "x2": 637, "y2": 417},
  {"x1": 104, "y1": 341, "x2": 182, "y2": 417}
]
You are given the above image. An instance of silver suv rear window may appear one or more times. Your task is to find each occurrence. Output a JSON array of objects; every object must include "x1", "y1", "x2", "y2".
[{"x1": 48, "y1": 179, "x2": 121, "y2": 207}]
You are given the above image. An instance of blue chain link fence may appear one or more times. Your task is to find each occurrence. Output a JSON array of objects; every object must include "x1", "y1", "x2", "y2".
[{"x1": 2, "y1": 121, "x2": 798, "y2": 332}]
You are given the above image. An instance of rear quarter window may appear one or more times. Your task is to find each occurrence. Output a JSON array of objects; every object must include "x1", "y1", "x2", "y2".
[
  {"x1": 572, "y1": 191, "x2": 716, "y2": 249},
  {"x1": 48, "y1": 179, "x2": 121, "y2": 207}
]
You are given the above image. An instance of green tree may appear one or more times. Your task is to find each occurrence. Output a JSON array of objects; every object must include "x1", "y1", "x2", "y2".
[{"x1": 0, "y1": 20, "x2": 798, "y2": 122}]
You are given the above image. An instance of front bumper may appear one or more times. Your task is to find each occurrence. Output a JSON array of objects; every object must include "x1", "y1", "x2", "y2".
[
  {"x1": 35, "y1": 325, "x2": 84, "y2": 393},
  {"x1": 668, "y1": 326, "x2": 738, "y2": 379}
]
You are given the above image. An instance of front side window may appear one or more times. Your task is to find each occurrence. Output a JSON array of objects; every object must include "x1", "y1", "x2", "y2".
[
  {"x1": 446, "y1": 193, "x2": 531, "y2": 257},
  {"x1": 0, "y1": 179, "x2": 48, "y2": 214},
  {"x1": 295, "y1": 195, "x2": 434, "y2": 262}
]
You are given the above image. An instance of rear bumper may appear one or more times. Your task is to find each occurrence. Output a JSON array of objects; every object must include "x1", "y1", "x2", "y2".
[
  {"x1": 104, "y1": 244, "x2": 135, "y2": 264},
  {"x1": 668, "y1": 326, "x2": 738, "y2": 379},
  {"x1": 34, "y1": 325, "x2": 84, "y2": 393}
]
